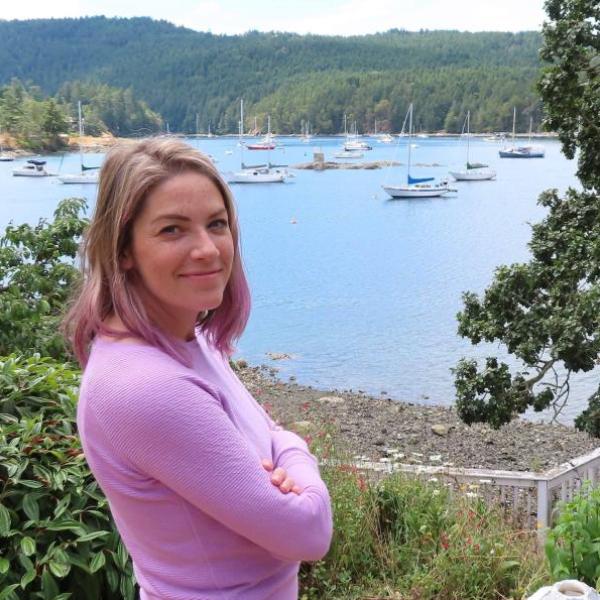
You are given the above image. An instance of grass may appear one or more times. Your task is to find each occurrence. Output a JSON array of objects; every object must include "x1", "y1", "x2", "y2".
[{"x1": 297, "y1": 428, "x2": 549, "y2": 600}]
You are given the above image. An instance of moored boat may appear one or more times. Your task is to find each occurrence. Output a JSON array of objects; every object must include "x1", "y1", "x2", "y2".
[
  {"x1": 499, "y1": 109, "x2": 545, "y2": 159},
  {"x1": 13, "y1": 159, "x2": 53, "y2": 177},
  {"x1": 382, "y1": 104, "x2": 451, "y2": 199},
  {"x1": 449, "y1": 111, "x2": 496, "y2": 181}
]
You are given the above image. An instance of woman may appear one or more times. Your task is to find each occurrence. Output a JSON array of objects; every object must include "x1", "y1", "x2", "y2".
[{"x1": 64, "y1": 138, "x2": 333, "y2": 599}]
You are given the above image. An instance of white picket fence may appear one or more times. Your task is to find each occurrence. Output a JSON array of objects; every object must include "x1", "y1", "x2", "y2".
[{"x1": 349, "y1": 446, "x2": 600, "y2": 538}]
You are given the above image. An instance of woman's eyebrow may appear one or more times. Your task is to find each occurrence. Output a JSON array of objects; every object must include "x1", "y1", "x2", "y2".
[
  {"x1": 151, "y1": 214, "x2": 191, "y2": 224},
  {"x1": 151, "y1": 208, "x2": 227, "y2": 224}
]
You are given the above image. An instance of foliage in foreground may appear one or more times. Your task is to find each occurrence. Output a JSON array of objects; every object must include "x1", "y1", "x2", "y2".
[
  {"x1": 453, "y1": 0, "x2": 600, "y2": 433},
  {"x1": 298, "y1": 433, "x2": 547, "y2": 600},
  {"x1": 0, "y1": 197, "x2": 87, "y2": 362},
  {"x1": 546, "y1": 482, "x2": 600, "y2": 587},
  {"x1": 0, "y1": 355, "x2": 136, "y2": 599},
  {"x1": 0, "y1": 353, "x2": 547, "y2": 600}
]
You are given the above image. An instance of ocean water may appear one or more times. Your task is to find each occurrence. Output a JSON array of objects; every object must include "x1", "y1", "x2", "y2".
[{"x1": 1, "y1": 135, "x2": 593, "y2": 422}]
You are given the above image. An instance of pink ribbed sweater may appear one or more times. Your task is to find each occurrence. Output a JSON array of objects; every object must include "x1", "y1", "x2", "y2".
[{"x1": 77, "y1": 333, "x2": 333, "y2": 599}]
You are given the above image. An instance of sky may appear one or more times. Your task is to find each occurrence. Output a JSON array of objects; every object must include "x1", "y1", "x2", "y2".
[{"x1": 0, "y1": 0, "x2": 547, "y2": 35}]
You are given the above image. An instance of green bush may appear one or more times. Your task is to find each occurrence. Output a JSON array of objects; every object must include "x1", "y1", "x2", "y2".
[
  {"x1": 545, "y1": 481, "x2": 600, "y2": 586},
  {"x1": 0, "y1": 354, "x2": 136, "y2": 599},
  {"x1": 0, "y1": 197, "x2": 87, "y2": 361},
  {"x1": 298, "y1": 429, "x2": 547, "y2": 600}
]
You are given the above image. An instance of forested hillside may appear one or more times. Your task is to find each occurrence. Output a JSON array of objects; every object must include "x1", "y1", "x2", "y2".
[{"x1": 0, "y1": 17, "x2": 544, "y2": 134}]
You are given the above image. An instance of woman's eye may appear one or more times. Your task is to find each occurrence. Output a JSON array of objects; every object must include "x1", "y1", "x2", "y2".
[
  {"x1": 160, "y1": 225, "x2": 180, "y2": 234},
  {"x1": 209, "y1": 219, "x2": 229, "y2": 229}
]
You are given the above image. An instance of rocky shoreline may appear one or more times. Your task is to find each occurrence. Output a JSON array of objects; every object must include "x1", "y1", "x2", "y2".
[{"x1": 234, "y1": 362, "x2": 598, "y2": 474}]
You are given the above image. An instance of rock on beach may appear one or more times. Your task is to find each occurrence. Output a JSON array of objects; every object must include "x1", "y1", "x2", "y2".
[{"x1": 232, "y1": 361, "x2": 599, "y2": 473}]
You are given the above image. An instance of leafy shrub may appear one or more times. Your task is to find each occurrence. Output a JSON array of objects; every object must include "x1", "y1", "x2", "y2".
[
  {"x1": 0, "y1": 354, "x2": 136, "y2": 599},
  {"x1": 0, "y1": 198, "x2": 87, "y2": 361},
  {"x1": 546, "y1": 481, "x2": 600, "y2": 586},
  {"x1": 299, "y1": 431, "x2": 547, "y2": 600}
]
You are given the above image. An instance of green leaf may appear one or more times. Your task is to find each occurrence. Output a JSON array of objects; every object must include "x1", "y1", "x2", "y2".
[
  {"x1": 18, "y1": 554, "x2": 34, "y2": 573},
  {"x1": 116, "y1": 540, "x2": 130, "y2": 570},
  {"x1": 53, "y1": 494, "x2": 71, "y2": 519},
  {"x1": 0, "y1": 504, "x2": 11, "y2": 536},
  {"x1": 120, "y1": 575, "x2": 135, "y2": 600},
  {"x1": 19, "y1": 480, "x2": 44, "y2": 488},
  {"x1": 89, "y1": 550, "x2": 106, "y2": 573},
  {"x1": 76, "y1": 530, "x2": 111, "y2": 543},
  {"x1": 106, "y1": 566, "x2": 119, "y2": 592},
  {"x1": 22, "y1": 493, "x2": 40, "y2": 521},
  {"x1": 48, "y1": 559, "x2": 71, "y2": 579},
  {"x1": 20, "y1": 568, "x2": 36, "y2": 589},
  {"x1": 41, "y1": 567, "x2": 60, "y2": 599},
  {"x1": 0, "y1": 557, "x2": 9, "y2": 574},
  {"x1": 45, "y1": 519, "x2": 86, "y2": 535},
  {"x1": 0, "y1": 584, "x2": 20, "y2": 600},
  {"x1": 499, "y1": 560, "x2": 521, "y2": 572},
  {"x1": 20, "y1": 535, "x2": 36, "y2": 556}
]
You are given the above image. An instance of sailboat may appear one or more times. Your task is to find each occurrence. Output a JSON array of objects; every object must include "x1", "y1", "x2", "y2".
[
  {"x1": 226, "y1": 100, "x2": 288, "y2": 184},
  {"x1": 382, "y1": 104, "x2": 450, "y2": 199},
  {"x1": 499, "y1": 108, "x2": 545, "y2": 158},
  {"x1": 344, "y1": 118, "x2": 372, "y2": 151},
  {"x1": 334, "y1": 115, "x2": 366, "y2": 158},
  {"x1": 449, "y1": 111, "x2": 496, "y2": 181},
  {"x1": 300, "y1": 120, "x2": 312, "y2": 143},
  {"x1": 375, "y1": 120, "x2": 394, "y2": 144},
  {"x1": 57, "y1": 101, "x2": 100, "y2": 184},
  {"x1": 247, "y1": 115, "x2": 276, "y2": 150}
]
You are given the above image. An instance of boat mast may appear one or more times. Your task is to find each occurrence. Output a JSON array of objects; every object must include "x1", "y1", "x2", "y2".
[
  {"x1": 240, "y1": 99, "x2": 244, "y2": 166},
  {"x1": 512, "y1": 106, "x2": 516, "y2": 144},
  {"x1": 466, "y1": 110, "x2": 470, "y2": 165},
  {"x1": 78, "y1": 100, "x2": 84, "y2": 173},
  {"x1": 407, "y1": 103, "x2": 413, "y2": 182}
]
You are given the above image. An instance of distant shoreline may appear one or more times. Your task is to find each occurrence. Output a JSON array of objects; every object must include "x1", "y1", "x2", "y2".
[{"x1": 1, "y1": 130, "x2": 560, "y2": 156}]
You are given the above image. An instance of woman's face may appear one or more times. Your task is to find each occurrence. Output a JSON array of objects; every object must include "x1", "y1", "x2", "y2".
[{"x1": 122, "y1": 170, "x2": 234, "y2": 339}]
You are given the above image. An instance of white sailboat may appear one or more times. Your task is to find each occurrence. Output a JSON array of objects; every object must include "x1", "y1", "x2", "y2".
[
  {"x1": 344, "y1": 118, "x2": 372, "y2": 151},
  {"x1": 382, "y1": 104, "x2": 451, "y2": 199},
  {"x1": 374, "y1": 120, "x2": 393, "y2": 143},
  {"x1": 449, "y1": 111, "x2": 496, "y2": 181},
  {"x1": 226, "y1": 100, "x2": 288, "y2": 184},
  {"x1": 300, "y1": 120, "x2": 312, "y2": 143},
  {"x1": 247, "y1": 115, "x2": 276, "y2": 150},
  {"x1": 499, "y1": 108, "x2": 545, "y2": 158},
  {"x1": 57, "y1": 101, "x2": 100, "y2": 184}
]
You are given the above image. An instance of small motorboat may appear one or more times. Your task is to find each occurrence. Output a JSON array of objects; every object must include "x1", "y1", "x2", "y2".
[{"x1": 13, "y1": 159, "x2": 53, "y2": 177}]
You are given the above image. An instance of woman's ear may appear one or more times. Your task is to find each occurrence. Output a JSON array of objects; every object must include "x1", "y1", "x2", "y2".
[{"x1": 120, "y1": 249, "x2": 134, "y2": 270}]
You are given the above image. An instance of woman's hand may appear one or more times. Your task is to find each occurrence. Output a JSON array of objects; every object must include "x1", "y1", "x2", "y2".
[{"x1": 261, "y1": 459, "x2": 302, "y2": 495}]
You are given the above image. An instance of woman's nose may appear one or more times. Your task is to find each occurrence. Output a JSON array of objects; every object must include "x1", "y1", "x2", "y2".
[{"x1": 189, "y1": 230, "x2": 219, "y2": 259}]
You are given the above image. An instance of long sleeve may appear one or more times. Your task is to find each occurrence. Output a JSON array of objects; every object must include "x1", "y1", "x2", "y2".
[{"x1": 92, "y1": 374, "x2": 333, "y2": 563}]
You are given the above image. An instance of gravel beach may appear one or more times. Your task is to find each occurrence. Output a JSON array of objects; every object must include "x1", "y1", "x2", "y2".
[{"x1": 234, "y1": 362, "x2": 599, "y2": 474}]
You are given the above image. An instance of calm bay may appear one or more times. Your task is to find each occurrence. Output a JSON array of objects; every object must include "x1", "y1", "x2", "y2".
[{"x1": 2, "y1": 135, "x2": 591, "y2": 422}]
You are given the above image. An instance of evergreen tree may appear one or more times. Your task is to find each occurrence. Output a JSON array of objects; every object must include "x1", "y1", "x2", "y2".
[{"x1": 453, "y1": 0, "x2": 600, "y2": 434}]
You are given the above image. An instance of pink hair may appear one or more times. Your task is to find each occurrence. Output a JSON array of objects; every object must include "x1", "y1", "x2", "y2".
[{"x1": 63, "y1": 138, "x2": 251, "y2": 367}]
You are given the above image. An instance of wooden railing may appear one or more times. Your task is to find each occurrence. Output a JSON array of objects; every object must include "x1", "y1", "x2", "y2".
[{"x1": 347, "y1": 447, "x2": 600, "y2": 537}]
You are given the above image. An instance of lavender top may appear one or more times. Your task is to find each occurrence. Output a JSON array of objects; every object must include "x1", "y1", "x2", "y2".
[{"x1": 77, "y1": 333, "x2": 333, "y2": 599}]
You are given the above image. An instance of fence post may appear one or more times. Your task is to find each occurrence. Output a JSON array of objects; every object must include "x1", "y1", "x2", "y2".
[{"x1": 537, "y1": 478, "x2": 549, "y2": 544}]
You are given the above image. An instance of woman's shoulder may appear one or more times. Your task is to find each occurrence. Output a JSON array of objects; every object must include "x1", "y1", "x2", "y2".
[{"x1": 82, "y1": 338, "x2": 209, "y2": 405}]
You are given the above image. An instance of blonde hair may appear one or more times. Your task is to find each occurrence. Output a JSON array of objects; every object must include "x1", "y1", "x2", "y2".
[{"x1": 63, "y1": 138, "x2": 250, "y2": 366}]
